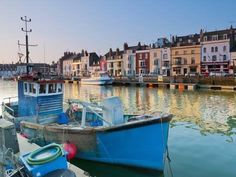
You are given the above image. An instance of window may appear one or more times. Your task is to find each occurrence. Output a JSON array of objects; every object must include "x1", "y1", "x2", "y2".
[
  {"x1": 154, "y1": 59, "x2": 159, "y2": 66},
  {"x1": 57, "y1": 83, "x2": 62, "y2": 92},
  {"x1": 163, "y1": 54, "x2": 168, "y2": 59},
  {"x1": 128, "y1": 64, "x2": 131, "y2": 69},
  {"x1": 212, "y1": 55, "x2": 217, "y2": 61},
  {"x1": 145, "y1": 53, "x2": 148, "y2": 59},
  {"x1": 223, "y1": 46, "x2": 227, "y2": 52},
  {"x1": 48, "y1": 84, "x2": 56, "y2": 93},
  {"x1": 29, "y1": 83, "x2": 33, "y2": 93},
  {"x1": 191, "y1": 57, "x2": 195, "y2": 64},
  {"x1": 203, "y1": 56, "x2": 206, "y2": 61},
  {"x1": 211, "y1": 47, "x2": 214, "y2": 52},
  {"x1": 29, "y1": 83, "x2": 36, "y2": 94},
  {"x1": 191, "y1": 50, "x2": 195, "y2": 54},
  {"x1": 24, "y1": 83, "x2": 28, "y2": 92},
  {"x1": 184, "y1": 58, "x2": 187, "y2": 65},
  {"x1": 154, "y1": 52, "x2": 157, "y2": 57},
  {"x1": 175, "y1": 51, "x2": 179, "y2": 55},
  {"x1": 204, "y1": 36, "x2": 207, "y2": 41},
  {"x1": 184, "y1": 50, "x2": 187, "y2": 54},
  {"x1": 223, "y1": 55, "x2": 227, "y2": 60},
  {"x1": 139, "y1": 54, "x2": 142, "y2": 58},
  {"x1": 39, "y1": 84, "x2": 46, "y2": 94},
  {"x1": 140, "y1": 61, "x2": 146, "y2": 67},
  {"x1": 203, "y1": 47, "x2": 206, "y2": 53},
  {"x1": 215, "y1": 46, "x2": 218, "y2": 52},
  {"x1": 223, "y1": 34, "x2": 227, "y2": 40},
  {"x1": 212, "y1": 35, "x2": 218, "y2": 41}
]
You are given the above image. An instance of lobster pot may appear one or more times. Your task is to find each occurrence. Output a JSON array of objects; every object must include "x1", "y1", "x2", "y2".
[{"x1": 0, "y1": 119, "x2": 19, "y2": 154}]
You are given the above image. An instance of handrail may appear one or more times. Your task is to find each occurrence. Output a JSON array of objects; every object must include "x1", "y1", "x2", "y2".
[
  {"x1": 66, "y1": 99, "x2": 112, "y2": 126},
  {"x1": 3, "y1": 96, "x2": 18, "y2": 104},
  {"x1": 2, "y1": 102, "x2": 15, "y2": 116},
  {"x1": 67, "y1": 99, "x2": 103, "y2": 109}
]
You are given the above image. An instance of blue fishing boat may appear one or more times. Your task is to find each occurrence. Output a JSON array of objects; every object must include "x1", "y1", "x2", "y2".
[
  {"x1": 2, "y1": 16, "x2": 173, "y2": 172},
  {"x1": 3, "y1": 82, "x2": 172, "y2": 171}
]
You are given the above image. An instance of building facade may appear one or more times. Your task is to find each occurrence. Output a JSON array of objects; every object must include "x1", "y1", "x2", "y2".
[
  {"x1": 171, "y1": 34, "x2": 201, "y2": 76},
  {"x1": 149, "y1": 46, "x2": 171, "y2": 76},
  {"x1": 62, "y1": 57, "x2": 74, "y2": 77},
  {"x1": 136, "y1": 49, "x2": 150, "y2": 75},
  {"x1": 200, "y1": 28, "x2": 234, "y2": 74},
  {"x1": 171, "y1": 45, "x2": 201, "y2": 76},
  {"x1": 230, "y1": 49, "x2": 236, "y2": 74},
  {"x1": 161, "y1": 47, "x2": 171, "y2": 76},
  {"x1": 105, "y1": 48, "x2": 123, "y2": 77},
  {"x1": 122, "y1": 43, "x2": 137, "y2": 77}
]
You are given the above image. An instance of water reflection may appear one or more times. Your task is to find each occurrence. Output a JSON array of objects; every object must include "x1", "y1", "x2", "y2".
[
  {"x1": 1, "y1": 81, "x2": 236, "y2": 176},
  {"x1": 64, "y1": 84, "x2": 236, "y2": 136},
  {"x1": 72, "y1": 159, "x2": 165, "y2": 177}
]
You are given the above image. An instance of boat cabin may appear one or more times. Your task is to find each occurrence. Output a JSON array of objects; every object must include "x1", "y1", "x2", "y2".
[{"x1": 18, "y1": 77, "x2": 64, "y2": 118}]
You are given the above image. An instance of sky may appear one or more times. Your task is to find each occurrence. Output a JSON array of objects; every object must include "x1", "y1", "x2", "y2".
[{"x1": 0, "y1": 0, "x2": 236, "y2": 64}]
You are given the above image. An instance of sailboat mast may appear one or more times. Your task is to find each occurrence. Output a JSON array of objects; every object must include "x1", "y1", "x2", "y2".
[{"x1": 21, "y1": 16, "x2": 32, "y2": 75}]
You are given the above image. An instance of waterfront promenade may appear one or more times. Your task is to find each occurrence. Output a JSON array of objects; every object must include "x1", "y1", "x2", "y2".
[{"x1": 64, "y1": 75, "x2": 236, "y2": 91}]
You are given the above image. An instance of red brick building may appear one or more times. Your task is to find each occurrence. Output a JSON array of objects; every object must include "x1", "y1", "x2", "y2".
[{"x1": 136, "y1": 49, "x2": 150, "y2": 75}]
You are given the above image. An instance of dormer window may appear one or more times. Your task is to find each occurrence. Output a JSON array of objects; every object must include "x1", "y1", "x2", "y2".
[
  {"x1": 212, "y1": 35, "x2": 218, "y2": 41},
  {"x1": 223, "y1": 34, "x2": 227, "y2": 40}
]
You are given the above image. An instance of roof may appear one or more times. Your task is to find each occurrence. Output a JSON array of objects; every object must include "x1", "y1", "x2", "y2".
[
  {"x1": 89, "y1": 52, "x2": 100, "y2": 66},
  {"x1": 172, "y1": 33, "x2": 200, "y2": 47}
]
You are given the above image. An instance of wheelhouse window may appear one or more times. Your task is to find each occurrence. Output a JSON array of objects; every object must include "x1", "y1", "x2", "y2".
[
  {"x1": 24, "y1": 83, "x2": 28, "y2": 92},
  {"x1": 48, "y1": 83, "x2": 57, "y2": 93},
  {"x1": 57, "y1": 83, "x2": 62, "y2": 92},
  {"x1": 29, "y1": 83, "x2": 36, "y2": 94},
  {"x1": 39, "y1": 84, "x2": 46, "y2": 94}
]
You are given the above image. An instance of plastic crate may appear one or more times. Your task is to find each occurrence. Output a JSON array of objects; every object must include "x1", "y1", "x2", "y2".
[{"x1": 20, "y1": 150, "x2": 68, "y2": 177}]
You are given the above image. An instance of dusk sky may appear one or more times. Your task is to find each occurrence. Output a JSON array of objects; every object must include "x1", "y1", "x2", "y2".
[{"x1": 1, "y1": 0, "x2": 236, "y2": 64}]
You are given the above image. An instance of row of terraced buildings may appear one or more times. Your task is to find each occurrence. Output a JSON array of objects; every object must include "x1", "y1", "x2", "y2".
[{"x1": 58, "y1": 26, "x2": 236, "y2": 77}]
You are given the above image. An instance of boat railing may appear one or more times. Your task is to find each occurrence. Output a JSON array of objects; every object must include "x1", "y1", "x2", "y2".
[
  {"x1": 2, "y1": 103, "x2": 15, "y2": 116},
  {"x1": 67, "y1": 99, "x2": 112, "y2": 127},
  {"x1": 2, "y1": 96, "x2": 18, "y2": 116},
  {"x1": 3, "y1": 96, "x2": 18, "y2": 104}
]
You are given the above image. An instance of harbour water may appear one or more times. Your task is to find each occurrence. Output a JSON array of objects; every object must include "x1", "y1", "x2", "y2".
[{"x1": 1, "y1": 80, "x2": 236, "y2": 177}]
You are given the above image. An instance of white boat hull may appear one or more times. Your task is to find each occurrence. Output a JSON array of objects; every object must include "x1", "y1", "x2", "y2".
[{"x1": 80, "y1": 78, "x2": 113, "y2": 85}]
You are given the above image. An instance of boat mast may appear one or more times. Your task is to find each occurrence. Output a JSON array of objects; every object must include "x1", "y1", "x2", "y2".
[{"x1": 18, "y1": 16, "x2": 37, "y2": 75}]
